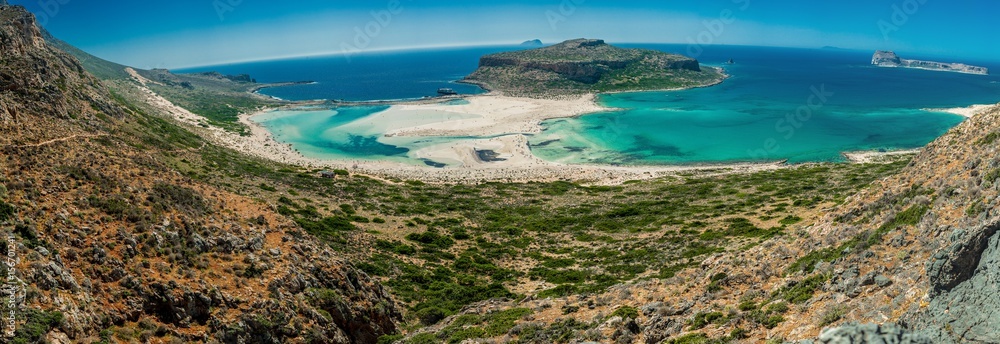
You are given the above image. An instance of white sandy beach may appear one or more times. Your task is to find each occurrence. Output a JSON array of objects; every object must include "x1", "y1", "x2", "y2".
[{"x1": 926, "y1": 103, "x2": 998, "y2": 118}]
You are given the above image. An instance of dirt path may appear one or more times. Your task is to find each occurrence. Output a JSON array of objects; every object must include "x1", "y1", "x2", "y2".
[{"x1": 7, "y1": 134, "x2": 107, "y2": 149}]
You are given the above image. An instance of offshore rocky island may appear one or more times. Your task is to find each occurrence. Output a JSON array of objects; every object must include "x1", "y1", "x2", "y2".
[
  {"x1": 872, "y1": 50, "x2": 989, "y2": 75},
  {"x1": 462, "y1": 39, "x2": 727, "y2": 97}
]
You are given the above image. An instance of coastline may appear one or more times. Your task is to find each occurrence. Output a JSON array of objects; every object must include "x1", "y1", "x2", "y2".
[
  {"x1": 842, "y1": 149, "x2": 921, "y2": 164},
  {"x1": 924, "y1": 103, "x2": 998, "y2": 118},
  {"x1": 224, "y1": 93, "x2": 798, "y2": 184},
  {"x1": 134, "y1": 68, "x2": 979, "y2": 184}
]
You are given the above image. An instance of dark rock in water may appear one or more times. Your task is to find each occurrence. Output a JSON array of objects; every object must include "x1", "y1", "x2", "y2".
[
  {"x1": 475, "y1": 150, "x2": 507, "y2": 162},
  {"x1": 437, "y1": 88, "x2": 458, "y2": 95},
  {"x1": 530, "y1": 139, "x2": 560, "y2": 147},
  {"x1": 421, "y1": 159, "x2": 447, "y2": 168}
]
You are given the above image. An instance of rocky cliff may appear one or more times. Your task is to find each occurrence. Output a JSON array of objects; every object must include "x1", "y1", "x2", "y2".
[
  {"x1": 0, "y1": 4, "x2": 401, "y2": 342},
  {"x1": 873, "y1": 50, "x2": 989, "y2": 75},
  {"x1": 463, "y1": 38, "x2": 725, "y2": 97}
]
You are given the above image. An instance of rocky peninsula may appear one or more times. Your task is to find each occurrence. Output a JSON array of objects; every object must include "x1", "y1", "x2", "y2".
[
  {"x1": 872, "y1": 50, "x2": 989, "y2": 75},
  {"x1": 463, "y1": 38, "x2": 727, "y2": 98}
]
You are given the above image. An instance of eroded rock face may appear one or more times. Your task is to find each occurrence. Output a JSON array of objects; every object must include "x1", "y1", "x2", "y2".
[
  {"x1": 818, "y1": 323, "x2": 931, "y2": 344},
  {"x1": 906, "y1": 221, "x2": 1000, "y2": 343}
]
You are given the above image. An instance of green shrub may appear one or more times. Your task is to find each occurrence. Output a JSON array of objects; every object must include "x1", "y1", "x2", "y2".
[
  {"x1": 689, "y1": 311, "x2": 726, "y2": 330},
  {"x1": 416, "y1": 307, "x2": 449, "y2": 326},
  {"x1": 669, "y1": 333, "x2": 709, "y2": 344},
  {"x1": 609, "y1": 306, "x2": 639, "y2": 320},
  {"x1": 779, "y1": 215, "x2": 802, "y2": 225},
  {"x1": 819, "y1": 305, "x2": 847, "y2": 326},
  {"x1": 775, "y1": 274, "x2": 828, "y2": 304},
  {"x1": 0, "y1": 201, "x2": 14, "y2": 222},
  {"x1": 148, "y1": 183, "x2": 209, "y2": 216},
  {"x1": 377, "y1": 334, "x2": 404, "y2": 344},
  {"x1": 10, "y1": 310, "x2": 64, "y2": 344},
  {"x1": 484, "y1": 308, "x2": 532, "y2": 336}
]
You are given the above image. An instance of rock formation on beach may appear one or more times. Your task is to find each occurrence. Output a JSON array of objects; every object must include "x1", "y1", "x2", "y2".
[
  {"x1": 463, "y1": 38, "x2": 726, "y2": 97},
  {"x1": 873, "y1": 50, "x2": 989, "y2": 75}
]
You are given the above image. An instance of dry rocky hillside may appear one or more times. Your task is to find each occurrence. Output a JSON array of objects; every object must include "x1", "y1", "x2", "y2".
[{"x1": 1, "y1": 5, "x2": 399, "y2": 343}]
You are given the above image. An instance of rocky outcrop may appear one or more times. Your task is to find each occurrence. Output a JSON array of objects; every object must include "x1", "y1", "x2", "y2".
[
  {"x1": 464, "y1": 38, "x2": 724, "y2": 97},
  {"x1": 905, "y1": 220, "x2": 1000, "y2": 342},
  {"x1": 0, "y1": 4, "x2": 125, "y2": 139},
  {"x1": 817, "y1": 323, "x2": 931, "y2": 344},
  {"x1": 872, "y1": 50, "x2": 989, "y2": 75}
]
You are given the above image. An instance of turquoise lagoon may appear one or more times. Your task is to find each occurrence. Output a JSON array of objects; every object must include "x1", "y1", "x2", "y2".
[
  {"x1": 250, "y1": 104, "x2": 483, "y2": 166},
  {"x1": 229, "y1": 45, "x2": 1000, "y2": 166}
]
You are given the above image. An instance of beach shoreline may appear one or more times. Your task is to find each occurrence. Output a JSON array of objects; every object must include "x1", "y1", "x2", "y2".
[
  {"x1": 133, "y1": 67, "x2": 978, "y2": 185},
  {"x1": 220, "y1": 93, "x2": 804, "y2": 185},
  {"x1": 924, "y1": 103, "x2": 998, "y2": 117}
]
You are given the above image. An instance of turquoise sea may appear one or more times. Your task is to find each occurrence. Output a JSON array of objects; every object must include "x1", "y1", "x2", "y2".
[{"x1": 178, "y1": 45, "x2": 1000, "y2": 166}]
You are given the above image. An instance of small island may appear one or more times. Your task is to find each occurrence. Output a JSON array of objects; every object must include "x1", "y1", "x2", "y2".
[
  {"x1": 520, "y1": 39, "x2": 543, "y2": 47},
  {"x1": 462, "y1": 38, "x2": 727, "y2": 97},
  {"x1": 872, "y1": 50, "x2": 988, "y2": 75}
]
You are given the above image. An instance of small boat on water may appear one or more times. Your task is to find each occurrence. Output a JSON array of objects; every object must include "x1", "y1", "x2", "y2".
[{"x1": 437, "y1": 88, "x2": 458, "y2": 95}]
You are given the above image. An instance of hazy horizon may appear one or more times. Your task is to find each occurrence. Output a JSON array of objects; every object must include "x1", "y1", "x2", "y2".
[{"x1": 10, "y1": 0, "x2": 1000, "y2": 69}]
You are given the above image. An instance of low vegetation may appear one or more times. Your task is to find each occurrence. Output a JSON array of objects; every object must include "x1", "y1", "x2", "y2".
[{"x1": 162, "y1": 135, "x2": 908, "y2": 335}]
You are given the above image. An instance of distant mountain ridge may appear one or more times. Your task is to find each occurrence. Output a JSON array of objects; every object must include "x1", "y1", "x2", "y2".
[{"x1": 462, "y1": 38, "x2": 726, "y2": 97}]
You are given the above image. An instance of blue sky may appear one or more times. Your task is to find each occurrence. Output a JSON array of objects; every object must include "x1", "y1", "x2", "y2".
[{"x1": 10, "y1": 0, "x2": 999, "y2": 68}]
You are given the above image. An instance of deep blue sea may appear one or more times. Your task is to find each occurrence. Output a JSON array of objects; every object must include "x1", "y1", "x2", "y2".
[
  {"x1": 175, "y1": 46, "x2": 528, "y2": 101},
  {"x1": 175, "y1": 45, "x2": 1000, "y2": 166}
]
